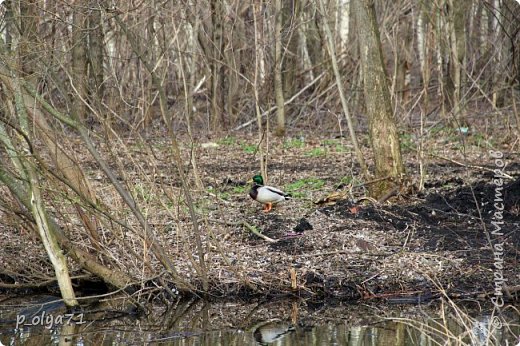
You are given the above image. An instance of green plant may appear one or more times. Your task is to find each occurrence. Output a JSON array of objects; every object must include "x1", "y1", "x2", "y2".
[
  {"x1": 429, "y1": 126, "x2": 446, "y2": 136},
  {"x1": 241, "y1": 143, "x2": 257, "y2": 154},
  {"x1": 208, "y1": 186, "x2": 231, "y2": 200},
  {"x1": 134, "y1": 183, "x2": 153, "y2": 203},
  {"x1": 336, "y1": 176, "x2": 363, "y2": 189},
  {"x1": 233, "y1": 185, "x2": 247, "y2": 194},
  {"x1": 321, "y1": 139, "x2": 337, "y2": 146},
  {"x1": 305, "y1": 147, "x2": 326, "y2": 157},
  {"x1": 335, "y1": 144, "x2": 347, "y2": 152},
  {"x1": 399, "y1": 133, "x2": 415, "y2": 151},
  {"x1": 338, "y1": 176, "x2": 353, "y2": 185},
  {"x1": 217, "y1": 136, "x2": 236, "y2": 145},
  {"x1": 321, "y1": 139, "x2": 347, "y2": 152},
  {"x1": 470, "y1": 132, "x2": 494, "y2": 148},
  {"x1": 285, "y1": 177, "x2": 325, "y2": 198},
  {"x1": 284, "y1": 137, "x2": 305, "y2": 149}
]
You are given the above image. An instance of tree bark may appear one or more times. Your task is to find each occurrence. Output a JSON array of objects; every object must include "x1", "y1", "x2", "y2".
[
  {"x1": 447, "y1": 0, "x2": 467, "y2": 125},
  {"x1": 87, "y1": 3, "x2": 105, "y2": 103},
  {"x1": 353, "y1": 0, "x2": 405, "y2": 198},
  {"x1": 210, "y1": 0, "x2": 226, "y2": 131},
  {"x1": 281, "y1": 0, "x2": 299, "y2": 97},
  {"x1": 274, "y1": 0, "x2": 285, "y2": 136},
  {"x1": 28, "y1": 166, "x2": 79, "y2": 307},
  {"x1": 72, "y1": 3, "x2": 88, "y2": 122},
  {"x1": 19, "y1": 0, "x2": 39, "y2": 78}
]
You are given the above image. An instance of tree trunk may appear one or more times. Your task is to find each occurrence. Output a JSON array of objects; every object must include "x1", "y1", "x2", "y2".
[
  {"x1": 338, "y1": 0, "x2": 351, "y2": 50},
  {"x1": 393, "y1": 14, "x2": 412, "y2": 107},
  {"x1": 87, "y1": 3, "x2": 105, "y2": 104},
  {"x1": 353, "y1": 0, "x2": 405, "y2": 198},
  {"x1": 281, "y1": 0, "x2": 299, "y2": 98},
  {"x1": 274, "y1": 0, "x2": 285, "y2": 136},
  {"x1": 0, "y1": 51, "x2": 78, "y2": 306},
  {"x1": 72, "y1": 3, "x2": 88, "y2": 122},
  {"x1": 253, "y1": 1, "x2": 267, "y2": 181},
  {"x1": 417, "y1": 3, "x2": 431, "y2": 110},
  {"x1": 295, "y1": 0, "x2": 322, "y2": 85},
  {"x1": 28, "y1": 166, "x2": 79, "y2": 307},
  {"x1": 210, "y1": 0, "x2": 226, "y2": 131},
  {"x1": 447, "y1": 0, "x2": 467, "y2": 125},
  {"x1": 19, "y1": 0, "x2": 39, "y2": 78}
]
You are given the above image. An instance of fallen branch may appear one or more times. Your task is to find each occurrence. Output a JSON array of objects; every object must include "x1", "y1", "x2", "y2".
[
  {"x1": 233, "y1": 72, "x2": 325, "y2": 131},
  {"x1": 211, "y1": 219, "x2": 277, "y2": 243},
  {"x1": 297, "y1": 250, "x2": 391, "y2": 258},
  {"x1": 241, "y1": 221, "x2": 277, "y2": 243}
]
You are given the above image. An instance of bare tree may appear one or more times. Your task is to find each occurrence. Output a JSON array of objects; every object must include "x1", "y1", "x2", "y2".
[
  {"x1": 19, "y1": 0, "x2": 39, "y2": 78},
  {"x1": 71, "y1": 2, "x2": 88, "y2": 121},
  {"x1": 353, "y1": 0, "x2": 405, "y2": 198},
  {"x1": 87, "y1": 3, "x2": 105, "y2": 105},
  {"x1": 446, "y1": 0, "x2": 468, "y2": 125},
  {"x1": 274, "y1": 0, "x2": 285, "y2": 136},
  {"x1": 210, "y1": 0, "x2": 226, "y2": 131}
]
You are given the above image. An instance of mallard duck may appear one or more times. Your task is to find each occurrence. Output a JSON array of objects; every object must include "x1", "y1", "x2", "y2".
[
  {"x1": 248, "y1": 174, "x2": 291, "y2": 212},
  {"x1": 252, "y1": 320, "x2": 295, "y2": 344}
]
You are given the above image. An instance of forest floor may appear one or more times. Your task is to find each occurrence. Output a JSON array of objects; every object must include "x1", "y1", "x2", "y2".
[
  {"x1": 186, "y1": 128, "x2": 519, "y2": 304},
  {"x1": 1, "y1": 124, "x2": 519, "y2": 305}
]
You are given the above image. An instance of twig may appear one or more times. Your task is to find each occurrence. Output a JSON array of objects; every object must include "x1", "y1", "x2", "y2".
[
  {"x1": 377, "y1": 186, "x2": 400, "y2": 204},
  {"x1": 211, "y1": 219, "x2": 277, "y2": 243},
  {"x1": 241, "y1": 221, "x2": 277, "y2": 243},
  {"x1": 354, "y1": 175, "x2": 391, "y2": 187},
  {"x1": 356, "y1": 196, "x2": 379, "y2": 205},
  {"x1": 232, "y1": 72, "x2": 325, "y2": 131},
  {"x1": 207, "y1": 192, "x2": 231, "y2": 204},
  {"x1": 431, "y1": 153, "x2": 514, "y2": 179},
  {"x1": 297, "y1": 250, "x2": 391, "y2": 258},
  {"x1": 0, "y1": 275, "x2": 92, "y2": 289}
]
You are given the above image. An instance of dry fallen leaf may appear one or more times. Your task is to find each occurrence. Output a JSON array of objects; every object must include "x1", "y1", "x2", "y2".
[{"x1": 314, "y1": 191, "x2": 348, "y2": 206}]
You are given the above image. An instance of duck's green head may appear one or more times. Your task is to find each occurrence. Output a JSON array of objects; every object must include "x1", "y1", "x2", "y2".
[{"x1": 251, "y1": 174, "x2": 264, "y2": 185}]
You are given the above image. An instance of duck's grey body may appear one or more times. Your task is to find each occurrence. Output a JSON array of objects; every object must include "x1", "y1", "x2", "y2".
[
  {"x1": 249, "y1": 182, "x2": 291, "y2": 212},
  {"x1": 249, "y1": 184, "x2": 290, "y2": 203}
]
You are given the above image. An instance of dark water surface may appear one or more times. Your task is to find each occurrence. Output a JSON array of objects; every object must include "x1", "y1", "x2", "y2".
[{"x1": 0, "y1": 295, "x2": 518, "y2": 345}]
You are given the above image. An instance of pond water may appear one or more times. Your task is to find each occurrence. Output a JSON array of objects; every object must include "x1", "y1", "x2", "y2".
[{"x1": 0, "y1": 295, "x2": 518, "y2": 345}]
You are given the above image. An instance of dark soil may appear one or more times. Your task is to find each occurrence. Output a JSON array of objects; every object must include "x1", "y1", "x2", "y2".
[{"x1": 312, "y1": 178, "x2": 519, "y2": 297}]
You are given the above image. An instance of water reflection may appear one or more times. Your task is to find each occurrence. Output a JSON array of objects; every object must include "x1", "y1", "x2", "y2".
[
  {"x1": 252, "y1": 320, "x2": 294, "y2": 344},
  {"x1": 0, "y1": 296, "x2": 518, "y2": 345}
]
